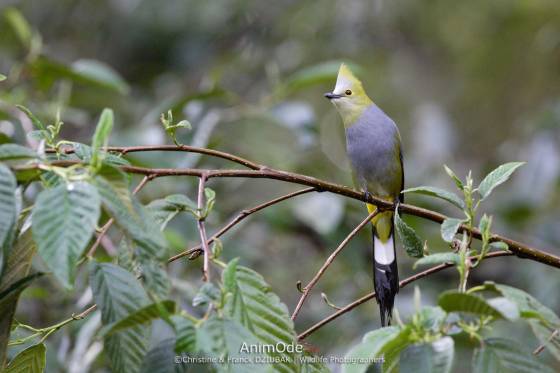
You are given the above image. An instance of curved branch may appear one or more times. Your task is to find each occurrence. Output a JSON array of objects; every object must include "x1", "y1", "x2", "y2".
[
  {"x1": 168, "y1": 187, "x2": 316, "y2": 263},
  {"x1": 19, "y1": 158, "x2": 560, "y2": 269},
  {"x1": 297, "y1": 251, "x2": 513, "y2": 340},
  {"x1": 291, "y1": 209, "x2": 379, "y2": 320},
  {"x1": 49, "y1": 145, "x2": 264, "y2": 170}
]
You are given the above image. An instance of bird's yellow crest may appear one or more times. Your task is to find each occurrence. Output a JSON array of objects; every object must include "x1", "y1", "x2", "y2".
[{"x1": 325, "y1": 63, "x2": 373, "y2": 126}]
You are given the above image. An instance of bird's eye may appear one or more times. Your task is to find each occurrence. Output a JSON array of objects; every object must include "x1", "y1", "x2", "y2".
[{"x1": 345, "y1": 89, "x2": 352, "y2": 96}]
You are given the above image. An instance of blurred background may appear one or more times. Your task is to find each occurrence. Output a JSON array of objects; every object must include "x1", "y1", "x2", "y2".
[{"x1": 1, "y1": 0, "x2": 560, "y2": 371}]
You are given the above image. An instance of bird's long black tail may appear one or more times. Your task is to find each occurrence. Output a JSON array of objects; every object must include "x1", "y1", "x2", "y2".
[{"x1": 372, "y1": 225, "x2": 399, "y2": 326}]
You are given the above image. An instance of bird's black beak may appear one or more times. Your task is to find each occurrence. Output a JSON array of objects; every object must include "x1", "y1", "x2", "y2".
[{"x1": 324, "y1": 92, "x2": 342, "y2": 100}]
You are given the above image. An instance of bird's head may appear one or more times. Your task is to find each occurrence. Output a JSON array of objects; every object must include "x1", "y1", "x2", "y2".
[{"x1": 325, "y1": 63, "x2": 372, "y2": 126}]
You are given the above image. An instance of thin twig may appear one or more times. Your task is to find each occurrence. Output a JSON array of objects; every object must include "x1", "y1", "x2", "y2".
[
  {"x1": 297, "y1": 251, "x2": 513, "y2": 340},
  {"x1": 533, "y1": 329, "x2": 559, "y2": 356},
  {"x1": 197, "y1": 173, "x2": 211, "y2": 282},
  {"x1": 49, "y1": 144, "x2": 264, "y2": 170},
  {"x1": 86, "y1": 175, "x2": 153, "y2": 257},
  {"x1": 168, "y1": 187, "x2": 316, "y2": 263},
  {"x1": 291, "y1": 209, "x2": 379, "y2": 320}
]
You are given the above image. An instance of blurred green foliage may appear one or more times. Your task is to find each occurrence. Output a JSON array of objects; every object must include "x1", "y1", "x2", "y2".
[{"x1": 1, "y1": 1, "x2": 560, "y2": 371}]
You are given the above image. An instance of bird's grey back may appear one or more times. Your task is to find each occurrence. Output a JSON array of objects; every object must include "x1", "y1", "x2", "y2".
[{"x1": 345, "y1": 104, "x2": 403, "y2": 199}]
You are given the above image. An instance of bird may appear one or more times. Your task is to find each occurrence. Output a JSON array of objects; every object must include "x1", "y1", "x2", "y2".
[{"x1": 324, "y1": 63, "x2": 404, "y2": 326}]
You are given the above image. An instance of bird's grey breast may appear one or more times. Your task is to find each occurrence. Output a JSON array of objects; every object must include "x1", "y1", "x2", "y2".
[{"x1": 345, "y1": 105, "x2": 402, "y2": 198}]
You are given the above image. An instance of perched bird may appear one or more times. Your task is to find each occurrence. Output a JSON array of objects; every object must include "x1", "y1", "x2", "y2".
[{"x1": 325, "y1": 63, "x2": 404, "y2": 326}]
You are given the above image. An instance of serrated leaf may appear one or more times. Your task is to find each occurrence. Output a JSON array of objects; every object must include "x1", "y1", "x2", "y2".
[
  {"x1": 472, "y1": 338, "x2": 554, "y2": 373},
  {"x1": 440, "y1": 218, "x2": 464, "y2": 243},
  {"x1": 140, "y1": 338, "x2": 192, "y2": 373},
  {"x1": 0, "y1": 165, "x2": 17, "y2": 249},
  {"x1": 438, "y1": 291, "x2": 517, "y2": 320},
  {"x1": 94, "y1": 165, "x2": 166, "y2": 259},
  {"x1": 73, "y1": 143, "x2": 130, "y2": 166},
  {"x1": 193, "y1": 283, "x2": 221, "y2": 308},
  {"x1": 0, "y1": 229, "x2": 36, "y2": 365},
  {"x1": 402, "y1": 186, "x2": 464, "y2": 209},
  {"x1": 221, "y1": 259, "x2": 299, "y2": 372},
  {"x1": 89, "y1": 261, "x2": 150, "y2": 373},
  {"x1": 413, "y1": 253, "x2": 460, "y2": 269},
  {"x1": 174, "y1": 317, "x2": 197, "y2": 354},
  {"x1": 5, "y1": 343, "x2": 46, "y2": 373},
  {"x1": 101, "y1": 300, "x2": 176, "y2": 337},
  {"x1": 33, "y1": 182, "x2": 100, "y2": 288},
  {"x1": 486, "y1": 297, "x2": 519, "y2": 321},
  {"x1": 400, "y1": 337, "x2": 454, "y2": 373},
  {"x1": 91, "y1": 108, "x2": 114, "y2": 168},
  {"x1": 478, "y1": 162, "x2": 525, "y2": 200},
  {"x1": 394, "y1": 209, "x2": 423, "y2": 258},
  {"x1": 342, "y1": 326, "x2": 401, "y2": 373},
  {"x1": 484, "y1": 283, "x2": 560, "y2": 326},
  {"x1": 0, "y1": 144, "x2": 38, "y2": 161},
  {"x1": 197, "y1": 315, "x2": 270, "y2": 373}
]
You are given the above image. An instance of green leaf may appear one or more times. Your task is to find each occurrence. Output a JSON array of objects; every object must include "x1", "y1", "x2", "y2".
[
  {"x1": 413, "y1": 253, "x2": 460, "y2": 269},
  {"x1": 101, "y1": 301, "x2": 176, "y2": 337},
  {"x1": 402, "y1": 186, "x2": 464, "y2": 209},
  {"x1": 71, "y1": 59, "x2": 129, "y2": 94},
  {"x1": 73, "y1": 143, "x2": 130, "y2": 166},
  {"x1": 438, "y1": 291, "x2": 518, "y2": 320},
  {"x1": 202, "y1": 188, "x2": 216, "y2": 217},
  {"x1": 174, "y1": 317, "x2": 197, "y2": 354},
  {"x1": 5, "y1": 343, "x2": 46, "y2": 373},
  {"x1": 440, "y1": 218, "x2": 464, "y2": 243},
  {"x1": 89, "y1": 261, "x2": 150, "y2": 373},
  {"x1": 94, "y1": 165, "x2": 166, "y2": 259},
  {"x1": 197, "y1": 315, "x2": 271, "y2": 373},
  {"x1": 0, "y1": 229, "x2": 36, "y2": 365},
  {"x1": 0, "y1": 144, "x2": 38, "y2": 161},
  {"x1": 140, "y1": 338, "x2": 192, "y2": 373},
  {"x1": 379, "y1": 327, "x2": 413, "y2": 372},
  {"x1": 443, "y1": 165, "x2": 464, "y2": 191},
  {"x1": 221, "y1": 259, "x2": 299, "y2": 372},
  {"x1": 484, "y1": 282, "x2": 560, "y2": 325},
  {"x1": 147, "y1": 194, "x2": 198, "y2": 229},
  {"x1": 478, "y1": 162, "x2": 525, "y2": 200},
  {"x1": 0, "y1": 165, "x2": 17, "y2": 249},
  {"x1": 0, "y1": 74, "x2": 6, "y2": 82},
  {"x1": 33, "y1": 182, "x2": 100, "y2": 288},
  {"x1": 91, "y1": 108, "x2": 114, "y2": 168},
  {"x1": 3, "y1": 7, "x2": 32, "y2": 48},
  {"x1": 486, "y1": 297, "x2": 520, "y2": 321},
  {"x1": 193, "y1": 283, "x2": 221, "y2": 308},
  {"x1": 472, "y1": 338, "x2": 554, "y2": 373},
  {"x1": 414, "y1": 306, "x2": 447, "y2": 332},
  {"x1": 342, "y1": 326, "x2": 401, "y2": 373},
  {"x1": 400, "y1": 337, "x2": 454, "y2": 373},
  {"x1": 394, "y1": 209, "x2": 424, "y2": 258},
  {"x1": 16, "y1": 105, "x2": 46, "y2": 131}
]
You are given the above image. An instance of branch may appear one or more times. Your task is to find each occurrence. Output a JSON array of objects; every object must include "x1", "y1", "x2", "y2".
[
  {"x1": 50, "y1": 144, "x2": 264, "y2": 170},
  {"x1": 24, "y1": 155, "x2": 560, "y2": 269},
  {"x1": 296, "y1": 251, "x2": 513, "y2": 340},
  {"x1": 197, "y1": 173, "x2": 211, "y2": 282},
  {"x1": 168, "y1": 187, "x2": 316, "y2": 263},
  {"x1": 533, "y1": 329, "x2": 559, "y2": 356},
  {"x1": 291, "y1": 209, "x2": 379, "y2": 320}
]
